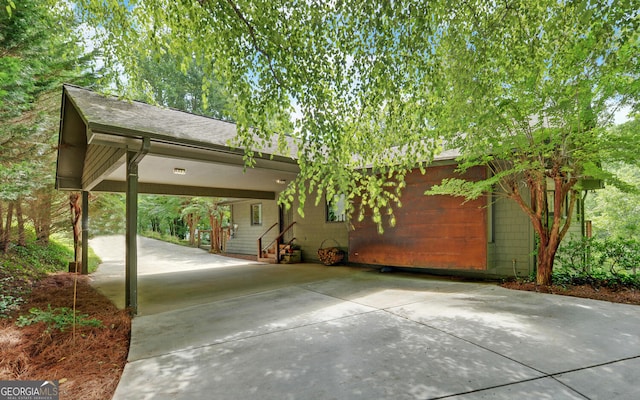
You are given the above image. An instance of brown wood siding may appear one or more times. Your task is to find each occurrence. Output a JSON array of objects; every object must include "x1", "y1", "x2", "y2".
[{"x1": 349, "y1": 165, "x2": 488, "y2": 270}]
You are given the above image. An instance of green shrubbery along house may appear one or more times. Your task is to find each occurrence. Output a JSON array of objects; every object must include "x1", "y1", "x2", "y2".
[{"x1": 55, "y1": 85, "x2": 592, "y2": 312}]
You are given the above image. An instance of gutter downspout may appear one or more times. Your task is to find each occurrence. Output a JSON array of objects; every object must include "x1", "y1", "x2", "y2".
[{"x1": 126, "y1": 137, "x2": 150, "y2": 315}]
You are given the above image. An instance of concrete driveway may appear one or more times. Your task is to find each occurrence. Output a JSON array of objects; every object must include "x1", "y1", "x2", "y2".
[{"x1": 90, "y1": 236, "x2": 640, "y2": 400}]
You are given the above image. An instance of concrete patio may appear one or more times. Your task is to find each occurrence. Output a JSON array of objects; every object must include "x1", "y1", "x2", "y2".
[{"x1": 90, "y1": 235, "x2": 640, "y2": 400}]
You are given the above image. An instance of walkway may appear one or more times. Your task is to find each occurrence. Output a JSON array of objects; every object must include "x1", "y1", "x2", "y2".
[{"x1": 90, "y1": 236, "x2": 640, "y2": 400}]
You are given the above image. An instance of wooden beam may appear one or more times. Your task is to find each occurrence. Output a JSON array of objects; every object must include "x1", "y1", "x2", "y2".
[{"x1": 92, "y1": 180, "x2": 276, "y2": 200}]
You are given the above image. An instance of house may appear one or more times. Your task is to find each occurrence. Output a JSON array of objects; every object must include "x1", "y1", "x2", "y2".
[
  {"x1": 227, "y1": 162, "x2": 566, "y2": 278},
  {"x1": 55, "y1": 85, "x2": 586, "y2": 311}
]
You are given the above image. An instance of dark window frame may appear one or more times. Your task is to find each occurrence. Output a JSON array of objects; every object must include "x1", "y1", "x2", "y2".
[
  {"x1": 251, "y1": 203, "x2": 263, "y2": 226},
  {"x1": 326, "y1": 194, "x2": 347, "y2": 223}
]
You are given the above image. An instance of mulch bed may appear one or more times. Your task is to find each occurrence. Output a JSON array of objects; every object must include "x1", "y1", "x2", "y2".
[
  {"x1": 501, "y1": 281, "x2": 640, "y2": 305},
  {"x1": 0, "y1": 273, "x2": 131, "y2": 399}
]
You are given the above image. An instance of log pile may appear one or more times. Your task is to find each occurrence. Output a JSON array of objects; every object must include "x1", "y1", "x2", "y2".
[{"x1": 317, "y1": 246, "x2": 344, "y2": 266}]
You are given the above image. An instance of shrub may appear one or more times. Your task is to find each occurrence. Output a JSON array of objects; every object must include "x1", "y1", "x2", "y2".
[
  {"x1": 16, "y1": 305, "x2": 103, "y2": 332},
  {"x1": 554, "y1": 236, "x2": 640, "y2": 288},
  {"x1": 555, "y1": 236, "x2": 598, "y2": 274},
  {"x1": 599, "y1": 238, "x2": 640, "y2": 276},
  {"x1": 0, "y1": 279, "x2": 26, "y2": 318}
]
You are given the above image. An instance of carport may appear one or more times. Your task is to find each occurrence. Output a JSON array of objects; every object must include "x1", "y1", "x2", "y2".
[{"x1": 55, "y1": 84, "x2": 299, "y2": 314}]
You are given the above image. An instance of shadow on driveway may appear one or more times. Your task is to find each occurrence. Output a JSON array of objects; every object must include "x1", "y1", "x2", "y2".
[{"x1": 90, "y1": 235, "x2": 640, "y2": 400}]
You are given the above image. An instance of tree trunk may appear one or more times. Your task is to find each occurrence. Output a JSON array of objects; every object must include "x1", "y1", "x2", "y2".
[
  {"x1": 16, "y1": 199, "x2": 25, "y2": 247},
  {"x1": 168, "y1": 218, "x2": 176, "y2": 237},
  {"x1": 0, "y1": 202, "x2": 4, "y2": 250},
  {"x1": 3, "y1": 202, "x2": 14, "y2": 253},
  {"x1": 69, "y1": 193, "x2": 82, "y2": 263},
  {"x1": 34, "y1": 193, "x2": 52, "y2": 245},
  {"x1": 209, "y1": 207, "x2": 221, "y2": 254},
  {"x1": 187, "y1": 214, "x2": 199, "y2": 246},
  {"x1": 507, "y1": 168, "x2": 579, "y2": 286},
  {"x1": 536, "y1": 242, "x2": 555, "y2": 286},
  {"x1": 30, "y1": 190, "x2": 53, "y2": 245}
]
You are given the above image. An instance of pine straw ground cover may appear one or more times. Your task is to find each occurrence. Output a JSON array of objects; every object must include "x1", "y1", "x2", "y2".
[
  {"x1": 0, "y1": 273, "x2": 130, "y2": 399},
  {"x1": 501, "y1": 281, "x2": 640, "y2": 305}
]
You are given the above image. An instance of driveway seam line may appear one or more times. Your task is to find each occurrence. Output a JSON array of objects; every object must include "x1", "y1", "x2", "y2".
[
  {"x1": 135, "y1": 284, "x2": 352, "y2": 317},
  {"x1": 426, "y1": 374, "x2": 590, "y2": 400},
  {"x1": 384, "y1": 309, "x2": 591, "y2": 400},
  {"x1": 297, "y1": 287, "x2": 592, "y2": 400},
  {"x1": 544, "y1": 355, "x2": 640, "y2": 400},
  {"x1": 388, "y1": 308, "x2": 640, "y2": 400},
  {"x1": 548, "y1": 376, "x2": 592, "y2": 400}
]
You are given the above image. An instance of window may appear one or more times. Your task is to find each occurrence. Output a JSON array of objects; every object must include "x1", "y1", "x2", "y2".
[
  {"x1": 251, "y1": 203, "x2": 262, "y2": 225},
  {"x1": 546, "y1": 190, "x2": 569, "y2": 218},
  {"x1": 326, "y1": 194, "x2": 347, "y2": 222}
]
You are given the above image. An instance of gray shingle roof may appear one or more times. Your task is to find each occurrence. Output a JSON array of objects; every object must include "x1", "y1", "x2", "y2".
[{"x1": 64, "y1": 84, "x2": 296, "y2": 158}]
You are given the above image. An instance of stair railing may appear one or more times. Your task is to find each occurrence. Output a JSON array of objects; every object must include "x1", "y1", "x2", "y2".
[
  {"x1": 259, "y1": 221, "x2": 297, "y2": 263},
  {"x1": 257, "y1": 222, "x2": 279, "y2": 258}
]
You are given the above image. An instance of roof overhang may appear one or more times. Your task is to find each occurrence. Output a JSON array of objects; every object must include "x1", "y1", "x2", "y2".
[{"x1": 56, "y1": 85, "x2": 299, "y2": 200}]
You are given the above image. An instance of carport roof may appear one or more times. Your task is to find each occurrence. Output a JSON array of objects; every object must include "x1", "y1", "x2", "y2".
[{"x1": 56, "y1": 84, "x2": 299, "y2": 199}]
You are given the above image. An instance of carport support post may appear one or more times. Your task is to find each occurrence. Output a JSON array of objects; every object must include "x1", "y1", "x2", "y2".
[
  {"x1": 81, "y1": 190, "x2": 89, "y2": 275},
  {"x1": 126, "y1": 152, "x2": 139, "y2": 315}
]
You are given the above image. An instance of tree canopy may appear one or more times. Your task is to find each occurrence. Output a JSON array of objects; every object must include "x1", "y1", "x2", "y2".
[
  {"x1": 76, "y1": 0, "x2": 639, "y2": 283},
  {"x1": 587, "y1": 120, "x2": 640, "y2": 240},
  {"x1": 133, "y1": 50, "x2": 233, "y2": 120},
  {"x1": 1, "y1": 0, "x2": 98, "y2": 245},
  {"x1": 421, "y1": 1, "x2": 639, "y2": 283},
  {"x1": 77, "y1": 1, "x2": 638, "y2": 195}
]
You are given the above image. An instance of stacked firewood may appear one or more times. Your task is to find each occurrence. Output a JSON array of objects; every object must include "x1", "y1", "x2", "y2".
[{"x1": 317, "y1": 246, "x2": 344, "y2": 266}]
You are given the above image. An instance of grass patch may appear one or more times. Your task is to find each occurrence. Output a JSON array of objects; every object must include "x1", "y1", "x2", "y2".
[
  {"x1": 141, "y1": 230, "x2": 190, "y2": 247},
  {"x1": 51, "y1": 233, "x2": 101, "y2": 273}
]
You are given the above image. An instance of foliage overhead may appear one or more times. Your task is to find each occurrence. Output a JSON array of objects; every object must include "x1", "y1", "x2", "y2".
[
  {"x1": 76, "y1": 0, "x2": 638, "y2": 218},
  {"x1": 76, "y1": 0, "x2": 453, "y2": 222},
  {"x1": 74, "y1": 0, "x2": 639, "y2": 284}
]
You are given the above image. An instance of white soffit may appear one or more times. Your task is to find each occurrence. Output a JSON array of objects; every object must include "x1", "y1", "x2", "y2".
[{"x1": 106, "y1": 155, "x2": 298, "y2": 193}]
